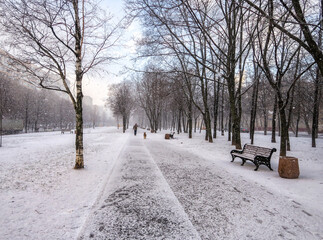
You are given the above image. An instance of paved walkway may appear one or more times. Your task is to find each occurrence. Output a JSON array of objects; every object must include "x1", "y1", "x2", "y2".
[
  {"x1": 78, "y1": 136, "x2": 200, "y2": 239},
  {"x1": 78, "y1": 134, "x2": 323, "y2": 240},
  {"x1": 145, "y1": 140, "x2": 323, "y2": 239}
]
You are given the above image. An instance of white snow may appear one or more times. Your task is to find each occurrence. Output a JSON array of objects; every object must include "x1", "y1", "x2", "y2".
[
  {"x1": 0, "y1": 128, "x2": 129, "y2": 239},
  {"x1": 0, "y1": 127, "x2": 322, "y2": 239}
]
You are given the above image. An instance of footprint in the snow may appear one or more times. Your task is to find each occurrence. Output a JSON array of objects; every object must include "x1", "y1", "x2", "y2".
[
  {"x1": 302, "y1": 210, "x2": 312, "y2": 217},
  {"x1": 282, "y1": 226, "x2": 296, "y2": 236},
  {"x1": 264, "y1": 209, "x2": 275, "y2": 216},
  {"x1": 242, "y1": 197, "x2": 250, "y2": 203},
  {"x1": 233, "y1": 187, "x2": 241, "y2": 193},
  {"x1": 292, "y1": 200, "x2": 301, "y2": 205},
  {"x1": 256, "y1": 218, "x2": 263, "y2": 224},
  {"x1": 99, "y1": 225, "x2": 104, "y2": 231}
]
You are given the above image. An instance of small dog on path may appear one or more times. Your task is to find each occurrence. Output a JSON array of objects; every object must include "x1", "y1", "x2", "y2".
[{"x1": 143, "y1": 132, "x2": 147, "y2": 139}]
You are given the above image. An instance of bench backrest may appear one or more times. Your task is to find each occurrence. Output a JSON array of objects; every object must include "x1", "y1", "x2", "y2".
[
  {"x1": 244, "y1": 144, "x2": 258, "y2": 155},
  {"x1": 243, "y1": 144, "x2": 274, "y2": 157}
]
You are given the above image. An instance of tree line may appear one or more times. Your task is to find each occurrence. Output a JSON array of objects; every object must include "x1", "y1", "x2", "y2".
[
  {"x1": 0, "y1": 73, "x2": 109, "y2": 134},
  {"x1": 112, "y1": 0, "x2": 322, "y2": 157}
]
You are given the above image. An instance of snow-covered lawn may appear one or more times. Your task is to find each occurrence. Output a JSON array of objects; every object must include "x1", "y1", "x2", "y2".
[
  {"x1": 164, "y1": 130, "x2": 323, "y2": 214},
  {"x1": 0, "y1": 128, "x2": 130, "y2": 239},
  {"x1": 0, "y1": 127, "x2": 322, "y2": 239}
]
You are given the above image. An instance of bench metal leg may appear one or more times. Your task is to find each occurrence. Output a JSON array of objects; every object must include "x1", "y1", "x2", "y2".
[
  {"x1": 268, "y1": 164, "x2": 273, "y2": 171},
  {"x1": 231, "y1": 155, "x2": 235, "y2": 162},
  {"x1": 241, "y1": 159, "x2": 246, "y2": 166},
  {"x1": 253, "y1": 159, "x2": 259, "y2": 171}
]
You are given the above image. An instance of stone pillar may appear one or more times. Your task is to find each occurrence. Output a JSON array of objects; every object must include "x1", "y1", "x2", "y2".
[{"x1": 278, "y1": 156, "x2": 300, "y2": 179}]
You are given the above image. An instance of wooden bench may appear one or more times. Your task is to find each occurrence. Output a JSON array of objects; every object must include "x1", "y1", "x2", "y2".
[
  {"x1": 230, "y1": 144, "x2": 276, "y2": 171},
  {"x1": 165, "y1": 132, "x2": 175, "y2": 140},
  {"x1": 61, "y1": 129, "x2": 74, "y2": 134}
]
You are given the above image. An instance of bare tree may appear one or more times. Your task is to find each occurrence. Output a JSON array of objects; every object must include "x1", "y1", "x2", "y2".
[
  {"x1": 255, "y1": 1, "x2": 313, "y2": 156},
  {"x1": 0, "y1": 0, "x2": 121, "y2": 168},
  {"x1": 136, "y1": 66, "x2": 170, "y2": 132},
  {"x1": 107, "y1": 81, "x2": 134, "y2": 133}
]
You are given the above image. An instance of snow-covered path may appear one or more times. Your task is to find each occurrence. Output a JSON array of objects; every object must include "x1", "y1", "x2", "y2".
[
  {"x1": 78, "y1": 130, "x2": 323, "y2": 240},
  {"x1": 145, "y1": 139, "x2": 323, "y2": 239},
  {"x1": 1, "y1": 128, "x2": 322, "y2": 239},
  {"x1": 78, "y1": 135, "x2": 201, "y2": 239}
]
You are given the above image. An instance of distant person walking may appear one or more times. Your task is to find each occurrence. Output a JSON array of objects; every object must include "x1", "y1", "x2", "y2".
[{"x1": 133, "y1": 123, "x2": 138, "y2": 136}]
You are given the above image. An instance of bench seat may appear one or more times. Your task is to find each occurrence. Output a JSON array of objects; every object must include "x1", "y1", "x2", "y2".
[{"x1": 230, "y1": 144, "x2": 276, "y2": 171}]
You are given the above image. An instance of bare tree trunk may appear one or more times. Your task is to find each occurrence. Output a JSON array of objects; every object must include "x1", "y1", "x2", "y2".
[
  {"x1": 177, "y1": 109, "x2": 181, "y2": 134},
  {"x1": 221, "y1": 83, "x2": 225, "y2": 136},
  {"x1": 287, "y1": 86, "x2": 295, "y2": 151},
  {"x1": 312, "y1": 68, "x2": 321, "y2": 147},
  {"x1": 24, "y1": 104, "x2": 28, "y2": 133},
  {"x1": 278, "y1": 112, "x2": 281, "y2": 137},
  {"x1": 213, "y1": 76, "x2": 220, "y2": 139},
  {"x1": 122, "y1": 115, "x2": 126, "y2": 133},
  {"x1": 74, "y1": 101, "x2": 84, "y2": 169},
  {"x1": 271, "y1": 96, "x2": 277, "y2": 143},
  {"x1": 203, "y1": 115, "x2": 208, "y2": 141},
  {"x1": 278, "y1": 99, "x2": 288, "y2": 157},
  {"x1": 235, "y1": 5, "x2": 244, "y2": 150},
  {"x1": 228, "y1": 111, "x2": 232, "y2": 142},
  {"x1": 74, "y1": 0, "x2": 84, "y2": 169},
  {"x1": 250, "y1": 71, "x2": 259, "y2": 144},
  {"x1": 188, "y1": 101, "x2": 193, "y2": 138},
  {"x1": 296, "y1": 106, "x2": 300, "y2": 137},
  {"x1": 205, "y1": 110, "x2": 213, "y2": 143},
  {"x1": 304, "y1": 114, "x2": 311, "y2": 135}
]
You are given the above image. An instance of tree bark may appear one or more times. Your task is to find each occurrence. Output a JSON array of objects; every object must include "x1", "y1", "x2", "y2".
[
  {"x1": 263, "y1": 108, "x2": 268, "y2": 135},
  {"x1": 213, "y1": 76, "x2": 220, "y2": 139},
  {"x1": 188, "y1": 101, "x2": 193, "y2": 138},
  {"x1": 228, "y1": 111, "x2": 232, "y2": 142},
  {"x1": 278, "y1": 100, "x2": 288, "y2": 157},
  {"x1": 122, "y1": 115, "x2": 126, "y2": 133},
  {"x1": 312, "y1": 69, "x2": 321, "y2": 147},
  {"x1": 287, "y1": 86, "x2": 295, "y2": 151},
  {"x1": 221, "y1": 82, "x2": 225, "y2": 136},
  {"x1": 177, "y1": 109, "x2": 181, "y2": 134},
  {"x1": 74, "y1": 0, "x2": 84, "y2": 169},
  {"x1": 271, "y1": 96, "x2": 277, "y2": 143},
  {"x1": 250, "y1": 71, "x2": 259, "y2": 144}
]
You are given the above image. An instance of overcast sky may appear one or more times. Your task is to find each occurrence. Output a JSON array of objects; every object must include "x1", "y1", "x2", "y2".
[{"x1": 83, "y1": 0, "x2": 141, "y2": 106}]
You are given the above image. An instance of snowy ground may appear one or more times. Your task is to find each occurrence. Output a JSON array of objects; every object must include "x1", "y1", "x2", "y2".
[{"x1": 0, "y1": 127, "x2": 322, "y2": 239}]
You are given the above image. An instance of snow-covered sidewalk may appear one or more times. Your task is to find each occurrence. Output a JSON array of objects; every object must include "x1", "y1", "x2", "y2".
[
  {"x1": 78, "y1": 129, "x2": 323, "y2": 239},
  {"x1": 78, "y1": 135, "x2": 200, "y2": 239},
  {"x1": 145, "y1": 137, "x2": 323, "y2": 239},
  {"x1": 1, "y1": 128, "x2": 322, "y2": 239}
]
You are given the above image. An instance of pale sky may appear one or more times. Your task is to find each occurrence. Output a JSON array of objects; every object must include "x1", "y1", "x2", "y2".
[{"x1": 83, "y1": 0, "x2": 142, "y2": 106}]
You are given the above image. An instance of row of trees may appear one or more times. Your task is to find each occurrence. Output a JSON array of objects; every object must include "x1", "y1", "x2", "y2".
[
  {"x1": 0, "y1": 73, "x2": 109, "y2": 134},
  {"x1": 107, "y1": 81, "x2": 134, "y2": 133},
  {"x1": 123, "y1": 0, "x2": 322, "y2": 157}
]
